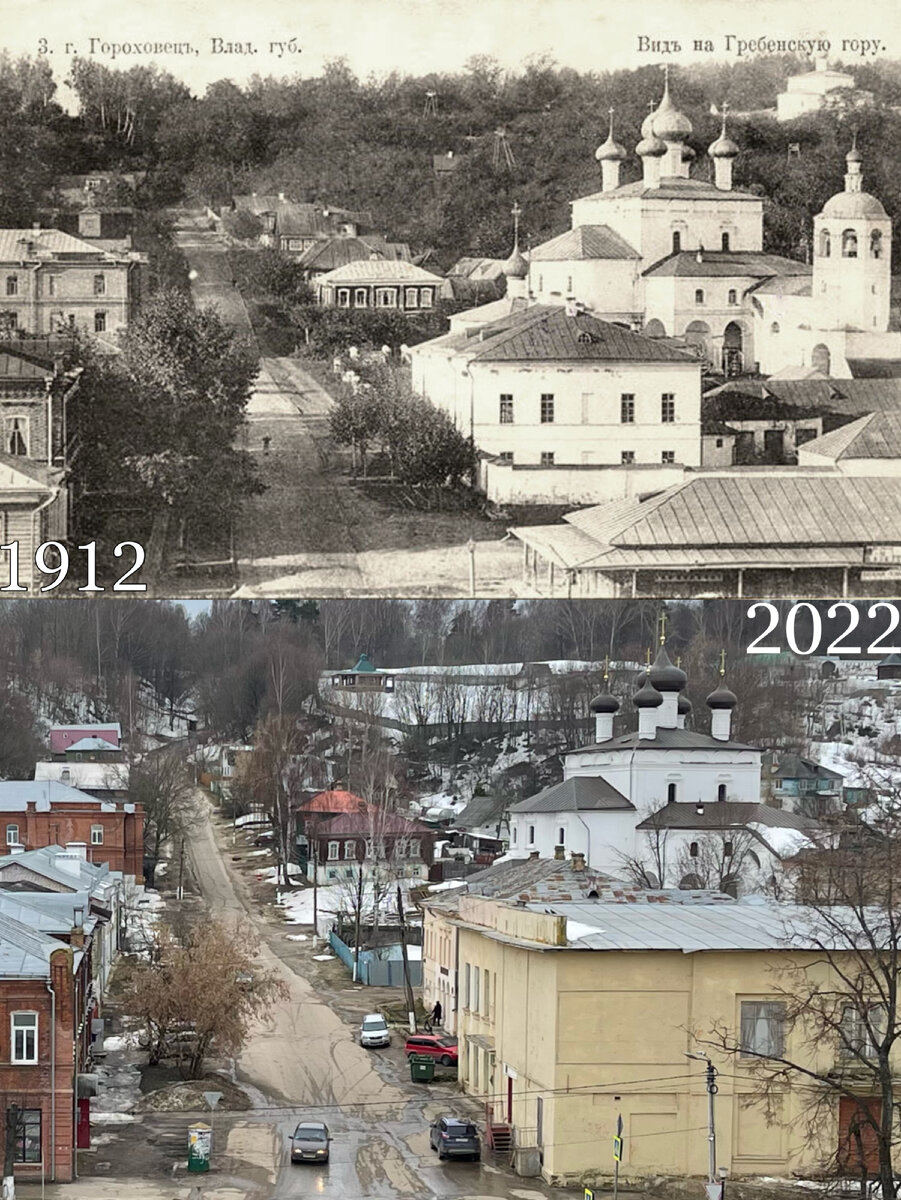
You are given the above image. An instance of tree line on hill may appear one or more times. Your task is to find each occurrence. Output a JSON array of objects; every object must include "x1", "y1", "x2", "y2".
[{"x1": 6, "y1": 50, "x2": 901, "y2": 267}]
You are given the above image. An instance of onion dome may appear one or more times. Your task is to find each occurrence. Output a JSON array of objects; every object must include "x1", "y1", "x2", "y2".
[
  {"x1": 846, "y1": 140, "x2": 863, "y2": 164},
  {"x1": 709, "y1": 114, "x2": 739, "y2": 159},
  {"x1": 640, "y1": 106, "x2": 657, "y2": 140},
  {"x1": 681, "y1": 144, "x2": 696, "y2": 163},
  {"x1": 706, "y1": 682, "x2": 738, "y2": 710},
  {"x1": 649, "y1": 646, "x2": 687, "y2": 692},
  {"x1": 503, "y1": 243, "x2": 529, "y2": 280},
  {"x1": 637, "y1": 132, "x2": 667, "y2": 158},
  {"x1": 589, "y1": 690, "x2": 620, "y2": 714},
  {"x1": 651, "y1": 77, "x2": 692, "y2": 142},
  {"x1": 596, "y1": 110, "x2": 627, "y2": 163},
  {"x1": 633, "y1": 678, "x2": 663, "y2": 708},
  {"x1": 678, "y1": 694, "x2": 692, "y2": 716}
]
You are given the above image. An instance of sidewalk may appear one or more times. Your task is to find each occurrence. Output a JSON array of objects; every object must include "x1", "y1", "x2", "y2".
[{"x1": 19, "y1": 1181, "x2": 250, "y2": 1200}]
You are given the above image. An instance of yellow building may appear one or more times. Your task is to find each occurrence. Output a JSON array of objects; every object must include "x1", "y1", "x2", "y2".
[{"x1": 427, "y1": 891, "x2": 893, "y2": 1187}]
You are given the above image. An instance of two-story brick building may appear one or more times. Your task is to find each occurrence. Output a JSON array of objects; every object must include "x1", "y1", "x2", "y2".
[{"x1": 0, "y1": 783, "x2": 143, "y2": 879}]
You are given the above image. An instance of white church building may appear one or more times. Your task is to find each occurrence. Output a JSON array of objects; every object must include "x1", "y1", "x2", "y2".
[
  {"x1": 506, "y1": 647, "x2": 820, "y2": 895},
  {"x1": 411, "y1": 72, "x2": 900, "y2": 500}
]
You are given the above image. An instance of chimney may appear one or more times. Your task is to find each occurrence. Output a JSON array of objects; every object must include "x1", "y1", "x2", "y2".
[
  {"x1": 54, "y1": 853, "x2": 82, "y2": 878},
  {"x1": 571, "y1": 851, "x2": 586, "y2": 871},
  {"x1": 554, "y1": 844, "x2": 566, "y2": 860},
  {"x1": 8, "y1": 844, "x2": 24, "y2": 855},
  {"x1": 529, "y1": 849, "x2": 540, "y2": 860},
  {"x1": 278, "y1": 192, "x2": 286, "y2": 202},
  {"x1": 70, "y1": 903, "x2": 85, "y2": 950},
  {"x1": 66, "y1": 842, "x2": 87, "y2": 861}
]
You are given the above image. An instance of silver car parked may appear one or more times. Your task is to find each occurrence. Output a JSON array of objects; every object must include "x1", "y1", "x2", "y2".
[{"x1": 360, "y1": 1013, "x2": 391, "y2": 1048}]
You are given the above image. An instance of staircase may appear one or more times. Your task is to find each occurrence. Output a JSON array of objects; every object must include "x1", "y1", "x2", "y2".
[{"x1": 488, "y1": 1121, "x2": 513, "y2": 1156}]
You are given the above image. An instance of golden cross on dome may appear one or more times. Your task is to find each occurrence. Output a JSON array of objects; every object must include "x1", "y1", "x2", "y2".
[
  {"x1": 510, "y1": 201, "x2": 522, "y2": 245},
  {"x1": 645, "y1": 646, "x2": 652, "y2": 666},
  {"x1": 659, "y1": 610, "x2": 667, "y2": 645},
  {"x1": 719, "y1": 648, "x2": 727, "y2": 677},
  {"x1": 603, "y1": 654, "x2": 610, "y2": 683}
]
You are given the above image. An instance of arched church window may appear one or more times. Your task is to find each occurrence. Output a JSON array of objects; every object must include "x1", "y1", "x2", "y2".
[
  {"x1": 842, "y1": 229, "x2": 858, "y2": 258},
  {"x1": 728, "y1": 289, "x2": 737, "y2": 306},
  {"x1": 667, "y1": 782, "x2": 677, "y2": 803},
  {"x1": 819, "y1": 229, "x2": 831, "y2": 258},
  {"x1": 717, "y1": 783, "x2": 727, "y2": 802},
  {"x1": 689, "y1": 842, "x2": 699, "y2": 858},
  {"x1": 811, "y1": 344, "x2": 831, "y2": 375},
  {"x1": 672, "y1": 231, "x2": 681, "y2": 253},
  {"x1": 770, "y1": 322, "x2": 780, "y2": 334},
  {"x1": 721, "y1": 232, "x2": 730, "y2": 251},
  {"x1": 694, "y1": 289, "x2": 704, "y2": 305},
  {"x1": 871, "y1": 230, "x2": 883, "y2": 259}
]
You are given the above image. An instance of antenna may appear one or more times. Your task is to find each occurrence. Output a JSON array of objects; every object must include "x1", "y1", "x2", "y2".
[{"x1": 424, "y1": 90, "x2": 439, "y2": 117}]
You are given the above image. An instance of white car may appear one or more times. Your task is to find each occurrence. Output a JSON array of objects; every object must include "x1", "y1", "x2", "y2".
[{"x1": 360, "y1": 1014, "x2": 391, "y2": 1048}]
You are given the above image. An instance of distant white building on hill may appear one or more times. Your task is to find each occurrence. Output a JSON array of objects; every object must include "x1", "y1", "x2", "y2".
[{"x1": 776, "y1": 59, "x2": 871, "y2": 122}]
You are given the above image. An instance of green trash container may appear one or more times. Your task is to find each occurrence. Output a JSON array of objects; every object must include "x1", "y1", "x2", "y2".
[{"x1": 410, "y1": 1053, "x2": 435, "y2": 1083}]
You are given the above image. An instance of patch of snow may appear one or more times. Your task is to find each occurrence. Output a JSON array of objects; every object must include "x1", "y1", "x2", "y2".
[
  {"x1": 286, "y1": 933, "x2": 309, "y2": 941},
  {"x1": 257, "y1": 863, "x2": 305, "y2": 883},
  {"x1": 246, "y1": 849, "x2": 270, "y2": 857},
  {"x1": 90, "y1": 1112, "x2": 136, "y2": 1125},
  {"x1": 234, "y1": 813, "x2": 269, "y2": 828},
  {"x1": 313, "y1": 954, "x2": 335, "y2": 961},
  {"x1": 567, "y1": 919, "x2": 601, "y2": 942},
  {"x1": 429, "y1": 879, "x2": 466, "y2": 893}
]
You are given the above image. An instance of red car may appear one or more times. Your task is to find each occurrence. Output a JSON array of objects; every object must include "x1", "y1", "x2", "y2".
[{"x1": 405, "y1": 1033, "x2": 459, "y2": 1066}]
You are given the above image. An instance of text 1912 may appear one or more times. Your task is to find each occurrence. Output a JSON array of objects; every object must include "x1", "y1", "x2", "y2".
[
  {"x1": 0, "y1": 541, "x2": 145, "y2": 593},
  {"x1": 747, "y1": 601, "x2": 901, "y2": 657}
]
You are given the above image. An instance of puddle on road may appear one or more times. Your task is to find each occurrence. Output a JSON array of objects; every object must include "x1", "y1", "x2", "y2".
[{"x1": 355, "y1": 1134, "x2": 424, "y2": 1196}]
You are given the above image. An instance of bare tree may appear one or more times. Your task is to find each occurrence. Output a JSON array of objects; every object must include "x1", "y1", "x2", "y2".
[
  {"x1": 702, "y1": 809, "x2": 901, "y2": 1199},
  {"x1": 130, "y1": 751, "x2": 197, "y2": 879},
  {"x1": 244, "y1": 715, "x2": 308, "y2": 887},
  {"x1": 614, "y1": 808, "x2": 671, "y2": 888},
  {"x1": 672, "y1": 828, "x2": 759, "y2": 896}
]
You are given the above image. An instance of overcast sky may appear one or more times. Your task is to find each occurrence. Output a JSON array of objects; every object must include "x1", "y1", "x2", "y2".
[{"x1": 7, "y1": 0, "x2": 900, "y2": 102}]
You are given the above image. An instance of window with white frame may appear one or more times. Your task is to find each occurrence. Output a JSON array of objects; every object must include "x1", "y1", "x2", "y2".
[
  {"x1": 91, "y1": 825, "x2": 103, "y2": 845},
  {"x1": 11, "y1": 1013, "x2": 37, "y2": 1063},
  {"x1": 404, "y1": 287, "x2": 418, "y2": 308},
  {"x1": 409, "y1": 838, "x2": 421, "y2": 858},
  {"x1": 5, "y1": 824, "x2": 17, "y2": 846},
  {"x1": 343, "y1": 840, "x2": 356, "y2": 860},
  {"x1": 337, "y1": 288, "x2": 351, "y2": 307},
  {"x1": 376, "y1": 288, "x2": 397, "y2": 308},
  {"x1": 4, "y1": 416, "x2": 27, "y2": 457},
  {"x1": 527, "y1": 824, "x2": 535, "y2": 845},
  {"x1": 420, "y1": 288, "x2": 433, "y2": 307},
  {"x1": 93, "y1": 273, "x2": 106, "y2": 296},
  {"x1": 839, "y1": 1005, "x2": 886, "y2": 1058},
  {"x1": 740, "y1": 1000, "x2": 785, "y2": 1057},
  {"x1": 5, "y1": 276, "x2": 17, "y2": 297},
  {"x1": 327, "y1": 841, "x2": 339, "y2": 860},
  {"x1": 354, "y1": 288, "x2": 367, "y2": 306},
  {"x1": 483, "y1": 969, "x2": 490, "y2": 1016},
  {"x1": 472, "y1": 966, "x2": 480, "y2": 1012},
  {"x1": 463, "y1": 962, "x2": 471, "y2": 1008}
]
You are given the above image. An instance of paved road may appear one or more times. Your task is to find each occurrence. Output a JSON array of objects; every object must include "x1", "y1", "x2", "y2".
[{"x1": 185, "y1": 795, "x2": 566, "y2": 1200}]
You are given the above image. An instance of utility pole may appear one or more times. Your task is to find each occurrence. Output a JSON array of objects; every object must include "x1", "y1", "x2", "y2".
[
  {"x1": 352, "y1": 864, "x2": 364, "y2": 984},
  {"x1": 396, "y1": 883, "x2": 416, "y2": 1033},
  {"x1": 177, "y1": 839, "x2": 185, "y2": 901},
  {"x1": 3, "y1": 1103, "x2": 19, "y2": 1200},
  {"x1": 686, "y1": 1051, "x2": 719, "y2": 1191},
  {"x1": 311, "y1": 821, "x2": 319, "y2": 946}
]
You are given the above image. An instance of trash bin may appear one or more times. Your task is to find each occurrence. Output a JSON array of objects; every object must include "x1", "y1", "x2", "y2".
[
  {"x1": 187, "y1": 1122, "x2": 212, "y2": 1172},
  {"x1": 410, "y1": 1054, "x2": 435, "y2": 1083}
]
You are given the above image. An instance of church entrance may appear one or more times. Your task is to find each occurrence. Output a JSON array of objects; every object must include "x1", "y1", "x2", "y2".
[
  {"x1": 811, "y1": 343, "x2": 831, "y2": 375},
  {"x1": 723, "y1": 321, "x2": 744, "y2": 376},
  {"x1": 684, "y1": 320, "x2": 710, "y2": 364}
]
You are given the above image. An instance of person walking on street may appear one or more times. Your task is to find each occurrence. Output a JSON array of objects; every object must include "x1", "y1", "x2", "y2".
[{"x1": 431, "y1": 999, "x2": 443, "y2": 1027}]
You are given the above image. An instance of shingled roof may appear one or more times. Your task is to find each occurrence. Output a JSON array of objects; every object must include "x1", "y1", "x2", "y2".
[
  {"x1": 644, "y1": 250, "x2": 810, "y2": 279},
  {"x1": 511, "y1": 776, "x2": 633, "y2": 813},
  {"x1": 800, "y1": 410, "x2": 901, "y2": 460},
  {"x1": 530, "y1": 225, "x2": 640, "y2": 262}
]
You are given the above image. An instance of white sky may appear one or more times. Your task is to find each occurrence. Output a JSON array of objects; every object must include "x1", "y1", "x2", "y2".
[{"x1": 8, "y1": 0, "x2": 901, "y2": 102}]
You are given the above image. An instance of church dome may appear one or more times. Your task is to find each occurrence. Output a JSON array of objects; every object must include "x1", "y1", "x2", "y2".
[
  {"x1": 503, "y1": 244, "x2": 529, "y2": 280},
  {"x1": 637, "y1": 133, "x2": 667, "y2": 158},
  {"x1": 678, "y1": 694, "x2": 692, "y2": 715},
  {"x1": 652, "y1": 86, "x2": 692, "y2": 142},
  {"x1": 681, "y1": 144, "x2": 696, "y2": 163},
  {"x1": 649, "y1": 646, "x2": 687, "y2": 692},
  {"x1": 596, "y1": 131, "x2": 627, "y2": 163},
  {"x1": 706, "y1": 683, "x2": 738, "y2": 710},
  {"x1": 820, "y1": 191, "x2": 887, "y2": 219},
  {"x1": 846, "y1": 142, "x2": 863, "y2": 164},
  {"x1": 633, "y1": 678, "x2": 663, "y2": 708},
  {"x1": 589, "y1": 690, "x2": 620, "y2": 714},
  {"x1": 709, "y1": 131, "x2": 739, "y2": 158}
]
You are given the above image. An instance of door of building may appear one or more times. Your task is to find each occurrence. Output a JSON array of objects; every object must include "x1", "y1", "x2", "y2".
[{"x1": 838, "y1": 1096, "x2": 881, "y2": 1176}]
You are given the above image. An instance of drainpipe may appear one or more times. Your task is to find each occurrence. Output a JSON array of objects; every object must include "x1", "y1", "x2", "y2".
[
  {"x1": 30, "y1": 487, "x2": 61, "y2": 575},
  {"x1": 45, "y1": 979, "x2": 56, "y2": 1182}
]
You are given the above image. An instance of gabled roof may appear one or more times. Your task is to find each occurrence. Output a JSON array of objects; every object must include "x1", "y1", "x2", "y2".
[
  {"x1": 511, "y1": 776, "x2": 633, "y2": 814},
  {"x1": 766, "y1": 752, "x2": 844, "y2": 782},
  {"x1": 297, "y1": 236, "x2": 410, "y2": 272},
  {"x1": 447, "y1": 257, "x2": 507, "y2": 281},
  {"x1": 437, "y1": 306, "x2": 698, "y2": 364},
  {"x1": 529, "y1": 225, "x2": 640, "y2": 262},
  {"x1": 706, "y1": 377, "x2": 901, "y2": 419},
  {"x1": 454, "y1": 795, "x2": 509, "y2": 831},
  {"x1": 0, "y1": 453, "x2": 55, "y2": 490},
  {"x1": 0, "y1": 847, "x2": 110, "y2": 894},
  {"x1": 0, "y1": 353, "x2": 52, "y2": 381},
  {"x1": 0, "y1": 911, "x2": 71, "y2": 977},
  {"x1": 313, "y1": 811, "x2": 432, "y2": 836},
  {"x1": 64, "y1": 736, "x2": 120, "y2": 753},
  {"x1": 301, "y1": 790, "x2": 368, "y2": 814},
  {"x1": 847, "y1": 359, "x2": 901, "y2": 379},
  {"x1": 0, "y1": 780, "x2": 111, "y2": 811},
  {"x1": 0, "y1": 228, "x2": 120, "y2": 260},
  {"x1": 799, "y1": 413, "x2": 900, "y2": 460},
  {"x1": 636, "y1": 801, "x2": 819, "y2": 832},
  {"x1": 644, "y1": 250, "x2": 809, "y2": 280}
]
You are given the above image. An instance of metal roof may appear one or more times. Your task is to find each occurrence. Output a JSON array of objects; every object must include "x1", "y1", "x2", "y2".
[
  {"x1": 575, "y1": 728, "x2": 757, "y2": 753},
  {"x1": 511, "y1": 776, "x2": 634, "y2": 813},
  {"x1": 529, "y1": 225, "x2": 640, "y2": 262},
  {"x1": 297, "y1": 237, "x2": 410, "y2": 271},
  {"x1": 802, "y1": 411, "x2": 901, "y2": 460},
  {"x1": 580, "y1": 178, "x2": 761, "y2": 203},
  {"x1": 644, "y1": 250, "x2": 810, "y2": 279},
  {"x1": 443, "y1": 306, "x2": 697, "y2": 364},
  {"x1": 0, "y1": 911, "x2": 69, "y2": 977},
  {"x1": 766, "y1": 752, "x2": 845, "y2": 782},
  {"x1": 0, "y1": 780, "x2": 109, "y2": 810},
  {"x1": 317, "y1": 259, "x2": 444, "y2": 284},
  {"x1": 0, "y1": 228, "x2": 120, "y2": 261},
  {"x1": 635, "y1": 801, "x2": 819, "y2": 831},
  {"x1": 531, "y1": 899, "x2": 832, "y2": 951},
  {"x1": 0, "y1": 846, "x2": 110, "y2": 892},
  {"x1": 559, "y1": 475, "x2": 901, "y2": 549}
]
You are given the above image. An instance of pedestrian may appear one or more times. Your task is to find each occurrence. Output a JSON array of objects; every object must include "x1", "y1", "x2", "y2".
[
  {"x1": 431, "y1": 999, "x2": 442, "y2": 1027},
  {"x1": 262, "y1": 435, "x2": 271, "y2": 456}
]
